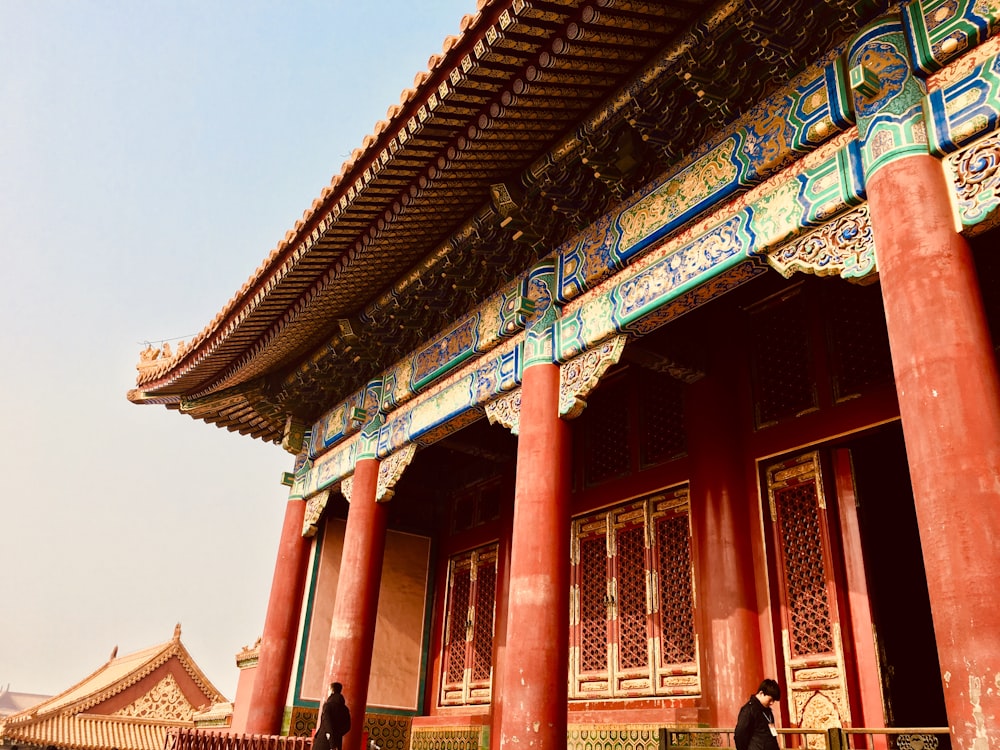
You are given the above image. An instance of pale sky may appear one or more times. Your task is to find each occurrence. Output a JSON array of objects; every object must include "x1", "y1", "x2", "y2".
[{"x1": 0, "y1": 0, "x2": 475, "y2": 700}]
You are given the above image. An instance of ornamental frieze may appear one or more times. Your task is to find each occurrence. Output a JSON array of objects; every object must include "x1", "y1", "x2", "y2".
[
  {"x1": 557, "y1": 127, "x2": 861, "y2": 355},
  {"x1": 407, "y1": 280, "x2": 529, "y2": 393},
  {"x1": 927, "y1": 25, "x2": 1000, "y2": 91},
  {"x1": 726, "y1": 138, "x2": 865, "y2": 257},
  {"x1": 292, "y1": 10, "x2": 1000, "y2": 505},
  {"x1": 621, "y1": 260, "x2": 770, "y2": 339},
  {"x1": 617, "y1": 137, "x2": 741, "y2": 256},
  {"x1": 556, "y1": 51, "x2": 853, "y2": 305},
  {"x1": 905, "y1": 0, "x2": 1000, "y2": 76},
  {"x1": 294, "y1": 433, "x2": 358, "y2": 501},
  {"x1": 412, "y1": 315, "x2": 479, "y2": 389},
  {"x1": 312, "y1": 282, "x2": 528, "y2": 456},
  {"x1": 378, "y1": 337, "x2": 521, "y2": 457},
  {"x1": 928, "y1": 43, "x2": 1000, "y2": 153},
  {"x1": 611, "y1": 54, "x2": 854, "y2": 264},
  {"x1": 308, "y1": 380, "x2": 380, "y2": 459}
]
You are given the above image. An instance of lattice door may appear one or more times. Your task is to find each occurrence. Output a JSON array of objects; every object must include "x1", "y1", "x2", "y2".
[
  {"x1": 765, "y1": 452, "x2": 851, "y2": 734},
  {"x1": 650, "y1": 489, "x2": 699, "y2": 696},
  {"x1": 570, "y1": 489, "x2": 698, "y2": 699},
  {"x1": 440, "y1": 544, "x2": 498, "y2": 706},
  {"x1": 570, "y1": 508, "x2": 614, "y2": 698},
  {"x1": 609, "y1": 500, "x2": 654, "y2": 696}
]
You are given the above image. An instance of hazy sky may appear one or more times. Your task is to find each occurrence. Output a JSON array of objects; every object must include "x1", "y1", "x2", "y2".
[{"x1": 0, "y1": 0, "x2": 475, "y2": 699}]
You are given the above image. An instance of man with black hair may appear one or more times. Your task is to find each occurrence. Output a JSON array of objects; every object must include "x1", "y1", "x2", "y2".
[
  {"x1": 315, "y1": 681, "x2": 352, "y2": 750},
  {"x1": 735, "y1": 679, "x2": 781, "y2": 750}
]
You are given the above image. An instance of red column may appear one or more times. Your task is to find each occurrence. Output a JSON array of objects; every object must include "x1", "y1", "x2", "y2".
[
  {"x1": 245, "y1": 497, "x2": 311, "y2": 735},
  {"x1": 686, "y1": 359, "x2": 763, "y2": 726},
  {"x1": 489, "y1": 509, "x2": 514, "y2": 750},
  {"x1": 496, "y1": 363, "x2": 571, "y2": 749},
  {"x1": 868, "y1": 153, "x2": 1000, "y2": 743},
  {"x1": 324, "y1": 458, "x2": 389, "y2": 750}
]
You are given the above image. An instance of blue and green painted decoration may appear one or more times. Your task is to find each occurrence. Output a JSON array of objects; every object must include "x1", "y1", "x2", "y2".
[{"x1": 292, "y1": 0, "x2": 1000, "y2": 504}]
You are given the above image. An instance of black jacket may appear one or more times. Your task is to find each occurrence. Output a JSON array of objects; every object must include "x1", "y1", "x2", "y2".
[
  {"x1": 734, "y1": 695, "x2": 779, "y2": 750},
  {"x1": 314, "y1": 695, "x2": 351, "y2": 750}
]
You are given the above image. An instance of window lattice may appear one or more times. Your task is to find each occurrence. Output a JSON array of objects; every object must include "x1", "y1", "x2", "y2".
[
  {"x1": 583, "y1": 383, "x2": 631, "y2": 486},
  {"x1": 616, "y1": 523, "x2": 649, "y2": 670},
  {"x1": 750, "y1": 290, "x2": 818, "y2": 428},
  {"x1": 478, "y1": 485, "x2": 502, "y2": 525},
  {"x1": 571, "y1": 489, "x2": 697, "y2": 699},
  {"x1": 445, "y1": 565, "x2": 471, "y2": 684},
  {"x1": 775, "y1": 483, "x2": 834, "y2": 657},
  {"x1": 452, "y1": 493, "x2": 476, "y2": 533},
  {"x1": 471, "y1": 562, "x2": 496, "y2": 681},
  {"x1": 826, "y1": 282, "x2": 894, "y2": 401},
  {"x1": 580, "y1": 535, "x2": 609, "y2": 672},
  {"x1": 639, "y1": 372, "x2": 686, "y2": 467},
  {"x1": 451, "y1": 481, "x2": 503, "y2": 533},
  {"x1": 655, "y1": 513, "x2": 696, "y2": 664}
]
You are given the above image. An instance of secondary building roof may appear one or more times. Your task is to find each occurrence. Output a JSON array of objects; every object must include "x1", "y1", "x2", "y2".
[
  {"x1": 0, "y1": 626, "x2": 226, "y2": 750},
  {"x1": 0, "y1": 689, "x2": 52, "y2": 720}
]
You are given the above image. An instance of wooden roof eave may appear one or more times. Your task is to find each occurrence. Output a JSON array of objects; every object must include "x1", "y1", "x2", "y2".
[
  {"x1": 131, "y1": 0, "x2": 513, "y2": 396},
  {"x1": 130, "y1": 1, "x2": 751, "y2": 432}
]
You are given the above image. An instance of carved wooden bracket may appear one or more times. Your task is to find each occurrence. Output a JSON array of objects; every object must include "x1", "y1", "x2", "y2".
[
  {"x1": 559, "y1": 335, "x2": 627, "y2": 419},
  {"x1": 485, "y1": 388, "x2": 522, "y2": 435},
  {"x1": 765, "y1": 205, "x2": 877, "y2": 284},
  {"x1": 336, "y1": 444, "x2": 417, "y2": 504},
  {"x1": 376, "y1": 444, "x2": 417, "y2": 502},
  {"x1": 302, "y1": 488, "x2": 331, "y2": 537},
  {"x1": 486, "y1": 334, "x2": 628, "y2": 432}
]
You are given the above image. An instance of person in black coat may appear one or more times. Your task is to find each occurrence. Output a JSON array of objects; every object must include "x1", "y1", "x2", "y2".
[
  {"x1": 314, "y1": 681, "x2": 352, "y2": 750},
  {"x1": 734, "y1": 679, "x2": 781, "y2": 750}
]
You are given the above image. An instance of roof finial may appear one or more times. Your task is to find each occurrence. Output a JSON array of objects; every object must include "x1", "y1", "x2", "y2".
[{"x1": 173, "y1": 623, "x2": 182, "y2": 640}]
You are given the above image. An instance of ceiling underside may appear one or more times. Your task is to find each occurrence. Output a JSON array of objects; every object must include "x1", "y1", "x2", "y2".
[{"x1": 130, "y1": 0, "x2": 884, "y2": 442}]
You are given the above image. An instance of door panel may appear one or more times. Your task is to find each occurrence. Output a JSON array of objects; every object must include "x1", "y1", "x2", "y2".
[
  {"x1": 765, "y1": 451, "x2": 852, "y2": 732},
  {"x1": 440, "y1": 545, "x2": 497, "y2": 706}
]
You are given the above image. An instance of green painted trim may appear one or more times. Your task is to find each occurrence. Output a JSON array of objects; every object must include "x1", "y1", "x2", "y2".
[
  {"x1": 416, "y1": 533, "x2": 438, "y2": 715},
  {"x1": 291, "y1": 522, "x2": 325, "y2": 707}
]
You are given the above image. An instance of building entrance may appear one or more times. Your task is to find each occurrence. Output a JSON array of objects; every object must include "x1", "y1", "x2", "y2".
[
  {"x1": 760, "y1": 423, "x2": 947, "y2": 734},
  {"x1": 845, "y1": 424, "x2": 948, "y2": 731}
]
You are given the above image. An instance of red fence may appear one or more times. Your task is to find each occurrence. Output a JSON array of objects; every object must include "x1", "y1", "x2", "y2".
[{"x1": 166, "y1": 727, "x2": 313, "y2": 750}]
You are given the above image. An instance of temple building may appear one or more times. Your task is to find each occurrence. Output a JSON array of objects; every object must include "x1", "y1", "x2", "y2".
[
  {"x1": 127, "y1": 2, "x2": 1000, "y2": 750},
  {"x1": 0, "y1": 626, "x2": 227, "y2": 750}
]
